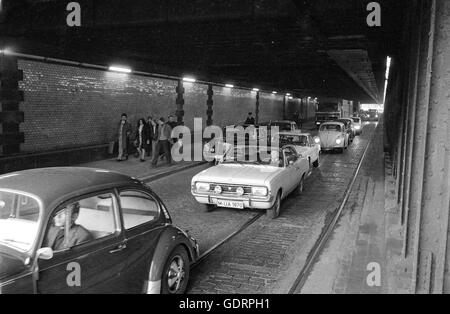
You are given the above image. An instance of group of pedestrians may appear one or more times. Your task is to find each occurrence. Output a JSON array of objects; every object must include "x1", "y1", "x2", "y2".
[{"x1": 116, "y1": 113, "x2": 179, "y2": 167}]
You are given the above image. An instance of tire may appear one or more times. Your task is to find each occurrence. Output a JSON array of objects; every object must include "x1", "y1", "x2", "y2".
[
  {"x1": 266, "y1": 192, "x2": 281, "y2": 219},
  {"x1": 337, "y1": 148, "x2": 344, "y2": 154},
  {"x1": 161, "y1": 246, "x2": 190, "y2": 294},
  {"x1": 313, "y1": 157, "x2": 320, "y2": 168},
  {"x1": 204, "y1": 204, "x2": 215, "y2": 212}
]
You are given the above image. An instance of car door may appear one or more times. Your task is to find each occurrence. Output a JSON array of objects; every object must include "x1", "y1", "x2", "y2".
[
  {"x1": 283, "y1": 147, "x2": 302, "y2": 193},
  {"x1": 116, "y1": 188, "x2": 167, "y2": 294},
  {"x1": 37, "y1": 191, "x2": 128, "y2": 294}
]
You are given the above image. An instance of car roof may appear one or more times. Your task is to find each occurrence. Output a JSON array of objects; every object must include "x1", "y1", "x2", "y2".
[
  {"x1": 0, "y1": 167, "x2": 140, "y2": 209},
  {"x1": 321, "y1": 121, "x2": 345, "y2": 126},
  {"x1": 276, "y1": 132, "x2": 311, "y2": 137}
]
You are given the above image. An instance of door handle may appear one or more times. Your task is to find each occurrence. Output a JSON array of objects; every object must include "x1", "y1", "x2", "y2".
[{"x1": 109, "y1": 244, "x2": 127, "y2": 254}]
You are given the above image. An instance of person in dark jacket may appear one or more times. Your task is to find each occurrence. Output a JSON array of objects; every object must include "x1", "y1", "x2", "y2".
[
  {"x1": 245, "y1": 112, "x2": 256, "y2": 125},
  {"x1": 146, "y1": 116, "x2": 155, "y2": 157},
  {"x1": 117, "y1": 114, "x2": 133, "y2": 161},
  {"x1": 151, "y1": 117, "x2": 173, "y2": 167},
  {"x1": 44, "y1": 202, "x2": 93, "y2": 251},
  {"x1": 135, "y1": 118, "x2": 151, "y2": 162}
]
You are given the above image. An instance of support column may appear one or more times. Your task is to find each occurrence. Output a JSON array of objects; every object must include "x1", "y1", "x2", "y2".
[
  {"x1": 402, "y1": 0, "x2": 423, "y2": 255},
  {"x1": 0, "y1": 53, "x2": 25, "y2": 156},
  {"x1": 176, "y1": 80, "x2": 185, "y2": 125},
  {"x1": 255, "y1": 91, "x2": 260, "y2": 125},
  {"x1": 283, "y1": 96, "x2": 286, "y2": 120},
  {"x1": 206, "y1": 84, "x2": 213, "y2": 126},
  {"x1": 415, "y1": 0, "x2": 450, "y2": 294}
]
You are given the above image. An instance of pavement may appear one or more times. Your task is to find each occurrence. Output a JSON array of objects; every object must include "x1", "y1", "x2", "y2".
[{"x1": 300, "y1": 120, "x2": 412, "y2": 294}]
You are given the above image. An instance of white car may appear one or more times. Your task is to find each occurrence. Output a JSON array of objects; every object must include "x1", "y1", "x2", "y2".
[
  {"x1": 274, "y1": 132, "x2": 321, "y2": 168},
  {"x1": 191, "y1": 145, "x2": 310, "y2": 219},
  {"x1": 319, "y1": 122, "x2": 349, "y2": 153}
]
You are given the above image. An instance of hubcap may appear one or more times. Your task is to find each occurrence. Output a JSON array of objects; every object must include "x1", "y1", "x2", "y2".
[{"x1": 167, "y1": 255, "x2": 185, "y2": 293}]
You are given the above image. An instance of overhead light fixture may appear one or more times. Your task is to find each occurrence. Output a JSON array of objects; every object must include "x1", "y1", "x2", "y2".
[
  {"x1": 286, "y1": 93, "x2": 291, "y2": 96},
  {"x1": 253, "y1": 88, "x2": 260, "y2": 92},
  {"x1": 288, "y1": 96, "x2": 293, "y2": 100},
  {"x1": 109, "y1": 66, "x2": 132, "y2": 73},
  {"x1": 225, "y1": 84, "x2": 234, "y2": 88},
  {"x1": 272, "y1": 91, "x2": 278, "y2": 94},
  {"x1": 183, "y1": 77, "x2": 197, "y2": 83}
]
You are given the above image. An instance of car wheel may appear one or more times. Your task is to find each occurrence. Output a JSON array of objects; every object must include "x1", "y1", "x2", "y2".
[
  {"x1": 338, "y1": 148, "x2": 344, "y2": 154},
  {"x1": 266, "y1": 192, "x2": 281, "y2": 219},
  {"x1": 204, "y1": 204, "x2": 215, "y2": 212},
  {"x1": 161, "y1": 246, "x2": 190, "y2": 294},
  {"x1": 313, "y1": 157, "x2": 320, "y2": 168}
]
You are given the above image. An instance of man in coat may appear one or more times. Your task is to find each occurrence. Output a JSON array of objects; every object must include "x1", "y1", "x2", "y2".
[
  {"x1": 152, "y1": 117, "x2": 173, "y2": 167},
  {"x1": 117, "y1": 113, "x2": 133, "y2": 161}
]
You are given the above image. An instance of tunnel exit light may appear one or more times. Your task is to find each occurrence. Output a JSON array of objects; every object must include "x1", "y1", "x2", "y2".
[{"x1": 109, "y1": 66, "x2": 132, "y2": 73}]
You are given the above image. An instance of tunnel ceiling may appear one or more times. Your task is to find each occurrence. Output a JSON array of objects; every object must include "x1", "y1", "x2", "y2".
[{"x1": 0, "y1": 0, "x2": 406, "y2": 103}]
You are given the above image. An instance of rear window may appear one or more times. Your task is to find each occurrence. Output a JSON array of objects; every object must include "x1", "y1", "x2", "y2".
[{"x1": 320, "y1": 124, "x2": 342, "y2": 132}]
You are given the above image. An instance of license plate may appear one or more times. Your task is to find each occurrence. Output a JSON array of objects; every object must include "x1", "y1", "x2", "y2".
[{"x1": 216, "y1": 199, "x2": 244, "y2": 209}]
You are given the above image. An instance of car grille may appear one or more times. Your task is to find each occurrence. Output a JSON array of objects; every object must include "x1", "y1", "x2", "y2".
[{"x1": 210, "y1": 184, "x2": 252, "y2": 195}]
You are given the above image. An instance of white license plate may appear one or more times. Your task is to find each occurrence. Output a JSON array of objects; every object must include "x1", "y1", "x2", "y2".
[{"x1": 216, "y1": 200, "x2": 244, "y2": 209}]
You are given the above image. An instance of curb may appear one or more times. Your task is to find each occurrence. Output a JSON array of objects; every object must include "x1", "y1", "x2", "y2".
[{"x1": 139, "y1": 161, "x2": 208, "y2": 183}]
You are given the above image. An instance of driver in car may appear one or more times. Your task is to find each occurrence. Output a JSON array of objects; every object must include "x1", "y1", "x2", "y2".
[{"x1": 44, "y1": 202, "x2": 93, "y2": 251}]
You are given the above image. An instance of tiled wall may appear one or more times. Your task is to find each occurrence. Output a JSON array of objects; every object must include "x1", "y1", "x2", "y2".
[{"x1": 17, "y1": 59, "x2": 285, "y2": 153}]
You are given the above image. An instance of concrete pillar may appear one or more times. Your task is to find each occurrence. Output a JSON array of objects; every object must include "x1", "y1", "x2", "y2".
[
  {"x1": 255, "y1": 91, "x2": 260, "y2": 125},
  {"x1": 408, "y1": 0, "x2": 450, "y2": 294},
  {"x1": 0, "y1": 53, "x2": 25, "y2": 156},
  {"x1": 402, "y1": 0, "x2": 423, "y2": 255},
  {"x1": 206, "y1": 84, "x2": 213, "y2": 126},
  {"x1": 283, "y1": 96, "x2": 286, "y2": 120},
  {"x1": 176, "y1": 80, "x2": 185, "y2": 125}
]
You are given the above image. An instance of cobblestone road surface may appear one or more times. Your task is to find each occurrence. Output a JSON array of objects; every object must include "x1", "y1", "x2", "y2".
[{"x1": 146, "y1": 123, "x2": 377, "y2": 293}]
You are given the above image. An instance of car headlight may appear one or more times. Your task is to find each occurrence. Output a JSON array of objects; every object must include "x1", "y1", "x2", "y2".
[
  {"x1": 214, "y1": 185, "x2": 223, "y2": 194},
  {"x1": 195, "y1": 182, "x2": 211, "y2": 193},
  {"x1": 314, "y1": 137, "x2": 321, "y2": 144},
  {"x1": 355, "y1": 126, "x2": 361, "y2": 130},
  {"x1": 251, "y1": 186, "x2": 269, "y2": 196},
  {"x1": 236, "y1": 187, "x2": 245, "y2": 196},
  {"x1": 336, "y1": 139, "x2": 342, "y2": 145}
]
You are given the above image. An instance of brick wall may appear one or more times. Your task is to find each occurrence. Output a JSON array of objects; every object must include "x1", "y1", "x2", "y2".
[{"x1": 17, "y1": 58, "x2": 285, "y2": 154}]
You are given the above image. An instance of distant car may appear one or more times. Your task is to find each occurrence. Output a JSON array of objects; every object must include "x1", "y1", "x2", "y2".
[
  {"x1": 260, "y1": 120, "x2": 301, "y2": 134},
  {"x1": 191, "y1": 145, "x2": 310, "y2": 219},
  {"x1": 274, "y1": 132, "x2": 321, "y2": 168},
  {"x1": 351, "y1": 117, "x2": 363, "y2": 135},
  {"x1": 0, "y1": 168, "x2": 199, "y2": 294},
  {"x1": 319, "y1": 122, "x2": 349, "y2": 153}
]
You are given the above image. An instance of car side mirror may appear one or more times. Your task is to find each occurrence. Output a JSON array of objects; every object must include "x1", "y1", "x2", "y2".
[{"x1": 36, "y1": 247, "x2": 54, "y2": 260}]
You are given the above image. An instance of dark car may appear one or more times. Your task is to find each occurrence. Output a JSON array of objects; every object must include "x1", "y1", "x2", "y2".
[
  {"x1": 0, "y1": 168, "x2": 199, "y2": 294},
  {"x1": 336, "y1": 119, "x2": 355, "y2": 143}
]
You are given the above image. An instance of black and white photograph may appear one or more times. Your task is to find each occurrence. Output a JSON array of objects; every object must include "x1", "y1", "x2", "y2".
[{"x1": 0, "y1": 0, "x2": 449, "y2": 300}]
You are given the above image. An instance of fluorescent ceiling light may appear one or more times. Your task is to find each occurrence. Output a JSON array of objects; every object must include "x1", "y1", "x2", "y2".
[
  {"x1": 225, "y1": 84, "x2": 234, "y2": 88},
  {"x1": 272, "y1": 91, "x2": 278, "y2": 94},
  {"x1": 286, "y1": 93, "x2": 291, "y2": 96},
  {"x1": 253, "y1": 88, "x2": 260, "y2": 92},
  {"x1": 109, "y1": 66, "x2": 132, "y2": 73},
  {"x1": 183, "y1": 77, "x2": 196, "y2": 83}
]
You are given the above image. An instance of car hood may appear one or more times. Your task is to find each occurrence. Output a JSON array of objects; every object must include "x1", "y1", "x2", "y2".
[
  {"x1": 193, "y1": 164, "x2": 281, "y2": 185},
  {"x1": 0, "y1": 249, "x2": 27, "y2": 281},
  {"x1": 294, "y1": 146, "x2": 310, "y2": 156}
]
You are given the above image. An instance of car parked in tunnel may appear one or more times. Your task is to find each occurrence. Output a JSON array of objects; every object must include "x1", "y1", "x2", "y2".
[
  {"x1": 0, "y1": 168, "x2": 199, "y2": 294},
  {"x1": 192, "y1": 145, "x2": 310, "y2": 219},
  {"x1": 351, "y1": 117, "x2": 363, "y2": 136},
  {"x1": 318, "y1": 122, "x2": 349, "y2": 153}
]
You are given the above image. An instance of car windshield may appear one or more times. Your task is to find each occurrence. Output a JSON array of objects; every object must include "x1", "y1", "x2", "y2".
[
  {"x1": 222, "y1": 147, "x2": 283, "y2": 167},
  {"x1": 279, "y1": 135, "x2": 308, "y2": 147},
  {"x1": 0, "y1": 190, "x2": 41, "y2": 252},
  {"x1": 271, "y1": 123, "x2": 293, "y2": 131},
  {"x1": 320, "y1": 124, "x2": 342, "y2": 132}
]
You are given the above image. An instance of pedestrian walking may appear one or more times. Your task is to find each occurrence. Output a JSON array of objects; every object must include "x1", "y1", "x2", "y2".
[
  {"x1": 117, "y1": 113, "x2": 132, "y2": 161},
  {"x1": 135, "y1": 118, "x2": 151, "y2": 162},
  {"x1": 146, "y1": 116, "x2": 155, "y2": 157},
  {"x1": 151, "y1": 118, "x2": 173, "y2": 167}
]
